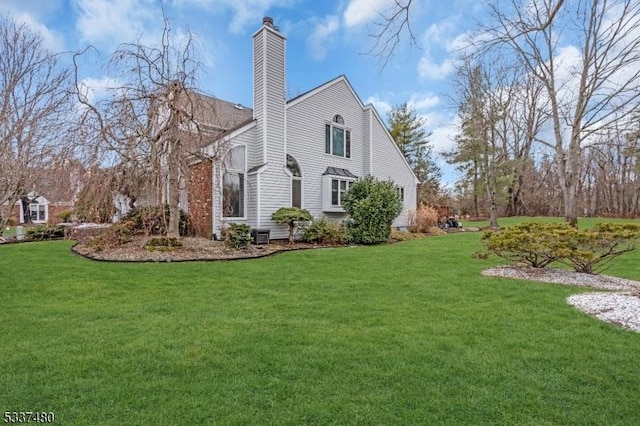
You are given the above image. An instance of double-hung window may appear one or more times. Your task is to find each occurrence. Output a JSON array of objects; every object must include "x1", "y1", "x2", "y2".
[
  {"x1": 331, "y1": 179, "x2": 351, "y2": 206},
  {"x1": 325, "y1": 114, "x2": 351, "y2": 158},
  {"x1": 222, "y1": 145, "x2": 246, "y2": 218},
  {"x1": 29, "y1": 203, "x2": 46, "y2": 222}
]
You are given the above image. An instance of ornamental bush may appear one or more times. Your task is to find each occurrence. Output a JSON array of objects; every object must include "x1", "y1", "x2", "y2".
[
  {"x1": 481, "y1": 222, "x2": 640, "y2": 274},
  {"x1": 342, "y1": 175, "x2": 402, "y2": 244},
  {"x1": 303, "y1": 217, "x2": 346, "y2": 245},
  {"x1": 25, "y1": 224, "x2": 66, "y2": 240},
  {"x1": 271, "y1": 207, "x2": 313, "y2": 244},
  {"x1": 481, "y1": 222, "x2": 572, "y2": 268},
  {"x1": 556, "y1": 223, "x2": 640, "y2": 274},
  {"x1": 223, "y1": 223, "x2": 253, "y2": 249}
]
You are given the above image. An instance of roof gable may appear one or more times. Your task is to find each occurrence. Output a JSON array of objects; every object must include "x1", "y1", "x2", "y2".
[{"x1": 286, "y1": 75, "x2": 364, "y2": 110}]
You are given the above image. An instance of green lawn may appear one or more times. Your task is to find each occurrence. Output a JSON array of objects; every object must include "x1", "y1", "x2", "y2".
[
  {"x1": 2, "y1": 226, "x2": 16, "y2": 237},
  {"x1": 1, "y1": 222, "x2": 640, "y2": 425}
]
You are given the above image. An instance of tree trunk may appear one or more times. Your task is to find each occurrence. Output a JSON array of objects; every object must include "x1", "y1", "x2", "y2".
[{"x1": 167, "y1": 138, "x2": 181, "y2": 239}]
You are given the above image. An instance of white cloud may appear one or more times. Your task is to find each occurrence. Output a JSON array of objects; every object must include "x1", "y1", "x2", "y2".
[
  {"x1": 78, "y1": 76, "x2": 122, "y2": 104},
  {"x1": 74, "y1": 0, "x2": 155, "y2": 47},
  {"x1": 365, "y1": 95, "x2": 392, "y2": 116},
  {"x1": 408, "y1": 93, "x2": 440, "y2": 111},
  {"x1": 343, "y1": 0, "x2": 395, "y2": 28},
  {"x1": 418, "y1": 55, "x2": 456, "y2": 80},
  {"x1": 177, "y1": 0, "x2": 295, "y2": 34},
  {"x1": 423, "y1": 20, "x2": 456, "y2": 45},
  {"x1": 307, "y1": 15, "x2": 340, "y2": 61},
  {"x1": 4, "y1": 12, "x2": 65, "y2": 52}
]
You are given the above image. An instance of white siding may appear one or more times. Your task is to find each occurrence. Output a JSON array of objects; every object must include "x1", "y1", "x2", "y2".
[
  {"x1": 286, "y1": 77, "x2": 417, "y2": 228},
  {"x1": 286, "y1": 78, "x2": 367, "y2": 221},
  {"x1": 369, "y1": 112, "x2": 417, "y2": 227},
  {"x1": 251, "y1": 24, "x2": 290, "y2": 238}
]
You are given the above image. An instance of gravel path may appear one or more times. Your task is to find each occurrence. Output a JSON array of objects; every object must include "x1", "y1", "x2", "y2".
[{"x1": 483, "y1": 266, "x2": 640, "y2": 333}]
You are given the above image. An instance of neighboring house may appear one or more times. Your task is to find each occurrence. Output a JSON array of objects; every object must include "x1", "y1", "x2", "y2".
[
  {"x1": 1, "y1": 161, "x2": 84, "y2": 225},
  {"x1": 184, "y1": 17, "x2": 418, "y2": 239}
]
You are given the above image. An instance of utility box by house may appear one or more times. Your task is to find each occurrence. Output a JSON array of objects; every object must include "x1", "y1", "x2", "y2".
[{"x1": 251, "y1": 229, "x2": 270, "y2": 245}]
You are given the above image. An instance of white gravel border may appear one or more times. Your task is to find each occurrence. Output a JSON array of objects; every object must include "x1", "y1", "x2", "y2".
[{"x1": 483, "y1": 266, "x2": 640, "y2": 332}]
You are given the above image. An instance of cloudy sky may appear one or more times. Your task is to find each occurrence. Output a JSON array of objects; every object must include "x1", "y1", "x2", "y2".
[{"x1": 0, "y1": 0, "x2": 489, "y2": 185}]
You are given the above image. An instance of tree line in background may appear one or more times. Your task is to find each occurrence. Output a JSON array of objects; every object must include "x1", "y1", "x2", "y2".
[{"x1": 380, "y1": 0, "x2": 640, "y2": 227}]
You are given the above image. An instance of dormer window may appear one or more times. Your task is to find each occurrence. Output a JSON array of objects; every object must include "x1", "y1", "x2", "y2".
[{"x1": 325, "y1": 115, "x2": 351, "y2": 158}]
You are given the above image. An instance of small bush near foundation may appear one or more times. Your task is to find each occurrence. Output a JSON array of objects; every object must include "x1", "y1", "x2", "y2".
[
  {"x1": 223, "y1": 223, "x2": 253, "y2": 249},
  {"x1": 342, "y1": 176, "x2": 402, "y2": 245},
  {"x1": 303, "y1": 218, "x2": 346, "y2": 245},
  {"x1": 86, "y1": 224, "x2": 132, "y2": 250}
]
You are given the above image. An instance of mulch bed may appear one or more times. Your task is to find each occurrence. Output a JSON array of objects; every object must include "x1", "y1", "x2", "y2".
[{"x1": 71, "y1": 236, "x2": 333, "y2": 262}]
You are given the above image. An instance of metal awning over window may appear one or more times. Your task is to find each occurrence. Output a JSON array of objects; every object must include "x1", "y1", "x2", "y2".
[{"x1": 322, "y1": 167, "x2": 357, "y2": 178}]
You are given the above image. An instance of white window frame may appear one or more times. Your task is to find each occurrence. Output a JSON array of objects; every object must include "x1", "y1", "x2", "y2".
[
  {"x1": 324, "y1": 115, "x2": 351, "y2": 158},
  {"x1": 322, "y1": 175, "x2": 356, "y2": 212},
  {"x1": 286, "y1": 154, "x2": 303, "y2": 209},
  {"x1": 19, "y1": 195, "x2": 48, "y2": 224},
  {"x1": 396, "y1": 186, "x2": 405, "y2": 202},
  {"x1": 222, "y1": 145, "x2": 247, "y2": 220}
]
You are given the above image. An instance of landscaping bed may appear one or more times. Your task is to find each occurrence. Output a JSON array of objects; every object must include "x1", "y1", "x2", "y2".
[{"x1": 72, "y1": 236, "x2": 331, "y2": 262}]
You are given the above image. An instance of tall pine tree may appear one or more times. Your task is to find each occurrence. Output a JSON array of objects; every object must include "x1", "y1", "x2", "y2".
[{"x1": 387, "y1": 103, "x2": 441, "y2": 203}]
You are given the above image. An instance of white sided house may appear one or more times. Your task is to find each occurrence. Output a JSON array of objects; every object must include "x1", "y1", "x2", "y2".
[{"x1": 186, "y1": 17, "x2": 417, "y2": 239}]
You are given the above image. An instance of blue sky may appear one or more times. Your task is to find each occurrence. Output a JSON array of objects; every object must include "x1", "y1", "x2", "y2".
[{"x1": 0, "y1": 0, "x2": 488, "y2": 185}]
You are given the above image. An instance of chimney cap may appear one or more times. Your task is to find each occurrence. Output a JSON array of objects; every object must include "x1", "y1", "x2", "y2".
[{"x1": 262, "y1": 16, "x2": 274, "y2": 28}]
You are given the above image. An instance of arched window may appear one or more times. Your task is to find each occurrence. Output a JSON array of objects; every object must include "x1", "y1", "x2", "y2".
[
  {"x1": 222, "y1": 145, "x2": 246, "y2": 218},
  {"x1": 287, "y1": 154, "x2": 302, "y2": 208},
  {"x1": 325, "y1": 114, "x2": 350, "y2": 158}
]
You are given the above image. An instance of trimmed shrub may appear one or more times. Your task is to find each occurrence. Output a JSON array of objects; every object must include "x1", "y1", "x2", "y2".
[
  {"x1": 482, "y1": 222, "x2": 640, "y2": 274},
  {"x1": 25, "y1": 224, "x2": 66, "y2": 240},
  {"x1": 303, "y1": 217, "x2": 346, "y2": 245},
  {"x1": 555, "y1": 223, "x2": 640, "y2": 274},
  {"x1": 408, "y1": 204, "x2": 439, "y2": 233},
  {"x1": 481, "y1": 222, "x2": 572, "y2": 268},
  {"x1": 272, "y1": 207, "x2": 313, "y2": 244},
  {"x1": 223, "y1": 223, "x2": 253, "y2": 249},
  {"x1": 342, "y1": 175, "x2": 402, "y2": 244}
]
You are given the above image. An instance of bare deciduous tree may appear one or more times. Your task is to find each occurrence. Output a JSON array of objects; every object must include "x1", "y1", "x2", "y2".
[
  {"x1": 0, "y1": 14, "x2": 73, "y2": 235},
  {"x1": 372, "y1": 0, "x2": 640, "y2": 225},
  {"x1": 484, "y1": 0, "x2": 640, "y2": 226},
  {"x1": 74, "y1": 12, "x2": 226, "y2": 238}
]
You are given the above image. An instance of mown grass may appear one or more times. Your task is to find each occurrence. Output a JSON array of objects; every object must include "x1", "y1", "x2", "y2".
[
  {"x1": 1, "y1": 219, "x2": 640, "y2": 425},
  {"x1": 2, "y1": 226, "x2": 16, "y2": 237}
]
